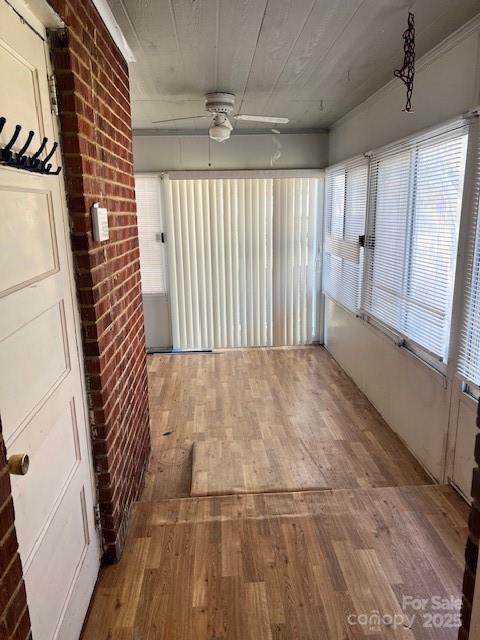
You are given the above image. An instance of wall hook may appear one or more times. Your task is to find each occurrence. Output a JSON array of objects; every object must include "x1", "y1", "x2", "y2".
[
  {"x1": 16, "y1": 130, "x2": 34, "y2": 166},
  {"x1": 0, "y1": 116, "x2": 62, "y2": 175},
  {"x1": 1, "y1": 124, "x2": 21, "y2": 162}
]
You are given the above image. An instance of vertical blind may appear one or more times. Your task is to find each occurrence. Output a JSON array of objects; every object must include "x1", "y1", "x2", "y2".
[
  {"x1": 164, "y1": 176, "x2": 321, "y2": 351},
  {"x1": 363, "y1": 123, "x2": 469, "y2": 362},
  {"x1": 273, "y1": 178, "x2": 321, "y2": 346},
  {"x1": 458, "y1": 117, "x2": 480, "y2": 386},
  {"x1": 135, "y1": 174, "x2": 168, "y2": 294},
  {"x1": 323, "y1": 158, "x2": 368, "y2": 312}
]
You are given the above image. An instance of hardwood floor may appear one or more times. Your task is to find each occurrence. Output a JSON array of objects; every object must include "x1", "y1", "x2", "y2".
[
  {"x1": 145, "y1": 347, "x2": 430, "y2": 500},
  {"x1": 82, "y1": 485, "x2": 468, "y2": 639},
  {"x1": 82, "y1": 347, "x2": 468, "y2": 639}
]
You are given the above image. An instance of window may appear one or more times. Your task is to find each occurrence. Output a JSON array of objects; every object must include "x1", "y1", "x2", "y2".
[
  {"x1": 135, "y1": 174, "x2": 168, "y2": 294},
  {"x1": 458, "y1": 119, "x2": 480, "y2": 388},
  {"x1": 323, "y1": 158, "x2": 368, "y2": 313},
  {"x1": 363, "y1": 123, "x2": 468, "y2": 364}
]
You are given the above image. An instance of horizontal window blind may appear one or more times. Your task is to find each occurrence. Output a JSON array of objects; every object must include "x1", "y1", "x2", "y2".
[
  {"x1": 135, "y1": 174, "x2": 168, "y2": 294},
  {"x1": 323, "y1": 158, "x2": 368, "y2": 313},
  {"x1": 458, "y1": 117, "x2": 480, "y2": 386},
  {"x1": 364, "y1": 123, "x2": 469, "y2": 362},
  {"x1": 164, "y1": 176, "x2": 321, "y2": 351}
]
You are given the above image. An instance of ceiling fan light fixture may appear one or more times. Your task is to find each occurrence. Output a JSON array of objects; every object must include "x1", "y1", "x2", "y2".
[
  {"x1": 209, "y1": 114, "x2": 232, "y2": 142},
  {"x1": 152, "y1": 93, "x2": 289, "y2": 141}
]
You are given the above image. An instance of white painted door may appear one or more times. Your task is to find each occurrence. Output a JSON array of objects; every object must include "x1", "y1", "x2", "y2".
[
  {"x1": 135, "y1": 174, "x2": 172, "y2": 350},
  {"x1": 447, "y1": 378, "x2": 478, "y2": 501},
  {"x1": 0, "y1": 3, "x2": 100, "y2": 639}
]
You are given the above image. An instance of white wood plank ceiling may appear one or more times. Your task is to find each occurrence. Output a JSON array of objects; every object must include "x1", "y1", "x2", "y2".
[{"x1": 106, "y1": 0, "x2": 480, "y2": 131}]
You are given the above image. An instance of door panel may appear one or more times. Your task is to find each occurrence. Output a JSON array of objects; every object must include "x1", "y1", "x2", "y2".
[
  {"x1": 0, "y1": 3, "x2": 100, "y2": 639},
  {"x1": 135, "y1": 174, "x2": 172, "y2": 350},
  {"x1": 449, "y1": 380, "x2": 478, "y2": 500},
  {"x1": 10, "y1": 394, "x2": 81, "y2": 564},
  {"x1": 0, "y1": 36, "x2": 44, "y2": 139},
  {"x1": 0, "y1": 186, "x2": 58, "y2": 294},
  {"x1": 143, "y1": 292, "x2": 173, "y2": 351},
  {"x1": 25, "y1": 482, "x2": 90, "y2": 640},
  {"x1": 0, "y1": 302, "x2": 70, "y2": 436}
]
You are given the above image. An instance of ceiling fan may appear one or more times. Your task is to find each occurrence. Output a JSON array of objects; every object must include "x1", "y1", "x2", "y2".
[{"x1": 152, "y1": 92, "x2": 289, "y2": 142}]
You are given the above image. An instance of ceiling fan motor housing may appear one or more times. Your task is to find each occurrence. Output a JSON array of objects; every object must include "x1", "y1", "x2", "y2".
[{"x1": 205, "y1": 92, "x2": 235, "y2": 115}]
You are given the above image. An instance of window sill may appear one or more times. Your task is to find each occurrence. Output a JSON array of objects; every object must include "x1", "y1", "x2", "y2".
[
  {"x1": 462, "y1": 381, "x2": 480, "y2": 402},
  {"x1": 359, "y1": 310, "x2": 448, "y2": 388},
  {"x1": 325, "y1": 297, "x2": 449, "y2": 388}
]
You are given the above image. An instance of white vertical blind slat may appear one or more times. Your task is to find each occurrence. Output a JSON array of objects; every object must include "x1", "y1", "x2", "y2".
[
  {"x1": 195, "y1": 180, "x2": 208, "y2": 346},
  {"x1": 238, "y1": 181, "x2": 247, "y2": 347},
  {"x1": 288, "y1": 180, "x2": 295, "y2": 345},
  {"x1": 210, "y1": 181, "x2": 221, "y2": 348},
  {"x1": 254, "y1": 180, "x2": 261, "y2": 346},
  {"x1": 188, "y1": 181, "x2": 201, "y2": 348},
  {"x1": 266, "y1": 180, "x2": 274, "y2": 346},
  {"x1": 307, "y1": 179, "x2": 319, "y2": 339},
  {"x1": 163, "y1": 177, "x2": 180, "y2": 347},
  {"x1": 174, "y1": 180, "x2": 188, "y2": 348},
  {"x1": 180, "y1": 181, "x2": 192, "y2": 348}
]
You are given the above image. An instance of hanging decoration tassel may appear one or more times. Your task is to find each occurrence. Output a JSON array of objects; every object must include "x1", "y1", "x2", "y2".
[{"x1": 394, "y1": 12, "x2": 415, "y2": 112}]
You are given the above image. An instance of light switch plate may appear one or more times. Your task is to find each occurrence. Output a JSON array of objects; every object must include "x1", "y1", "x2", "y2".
[{"x1": 91, "y1": 203, "x2": 109, "y2": 242}]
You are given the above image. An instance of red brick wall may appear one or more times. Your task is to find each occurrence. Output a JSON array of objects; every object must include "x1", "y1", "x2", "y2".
[
  {"x1": 45, "y1": 0, "x2": 151, "y2": 562},
  {"x1": 0, "y1": 428, "x2": 31, "y2": 640},
  {"x1": 460, "y1": 403, "x2": 480, "y2": 639},
  {"x1": 0, "y1": 3, "x2": 150, "y2": 635}
]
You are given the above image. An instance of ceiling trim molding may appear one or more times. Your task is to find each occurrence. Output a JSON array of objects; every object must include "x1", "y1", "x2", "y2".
[
  {"x1": 133, "y1": 127, "x2": 328, "y2": 137},
  {"x1": 166, "y1": 169, "x2": 324, "y2": 179},
  {"x1": 91, "y1": 0, "x2": 135, "y2": 62},
  {"x1": 330, "y1": 11, "x2": 480, "y2": 131}
]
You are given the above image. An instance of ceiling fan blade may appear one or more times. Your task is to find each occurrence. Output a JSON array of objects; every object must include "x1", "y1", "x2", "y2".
[
  {"x1": 152, "y1": 115, "x2": 211, "y2": 124},
  {"x1": 234, "y1": 114, "x2": 289, "y2": 124}
]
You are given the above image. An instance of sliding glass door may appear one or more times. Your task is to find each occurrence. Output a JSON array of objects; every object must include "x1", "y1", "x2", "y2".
[{"x1": 163, "y1": 174, "x2": 322, "y2": 350}]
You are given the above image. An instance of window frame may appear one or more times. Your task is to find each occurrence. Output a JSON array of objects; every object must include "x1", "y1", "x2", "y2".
[
  {"x1": 323, "y1": 156, "x2": 368, "y2": 315},
  {"x1": 360, "y1": 121, "x2": 470, "y2": 373},
  {"x1": 451, "y1": 112, "x2": 480, "y2": 389}
]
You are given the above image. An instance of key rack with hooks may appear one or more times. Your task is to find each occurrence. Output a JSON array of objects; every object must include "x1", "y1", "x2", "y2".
[{"x1": 0, "y1": 116, "x2": 62, "y2": 175}]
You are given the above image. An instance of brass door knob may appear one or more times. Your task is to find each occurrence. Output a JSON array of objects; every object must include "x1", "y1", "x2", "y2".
[{"x1": 8, "y1": 454, "x2": 29, "y2": 476}]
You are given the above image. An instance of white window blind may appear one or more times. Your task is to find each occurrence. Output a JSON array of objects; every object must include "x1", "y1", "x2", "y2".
[
  {"x1": 458, "y1": 117, "x2": 480, "y2": 386},
  {"x1": 135, "y1": 174, "x2": 168, "y2": 294},
  {"x1": 164, "y1": 176, "x2": 321, "y2": 351},
  {"x1": 364, "y1": 122, "x2": 469, "y2": 363},
  {"x1": 323, "y1": 158, "x2": 368, "y2": 313}
]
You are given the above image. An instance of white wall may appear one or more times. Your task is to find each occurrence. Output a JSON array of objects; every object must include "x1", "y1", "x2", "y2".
[
  {"x1": 325, "y1": 16, "x2": 480, "y2": 482},
  {"x1": 325, "y1": 299, "x2": 449, "y2": 479},
  {"x1": 329, "y1": 18, "x2": 480, "y2": 164},
  {"x1": 133, "y1": 132, "x2": 329, "y2": 172}
]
